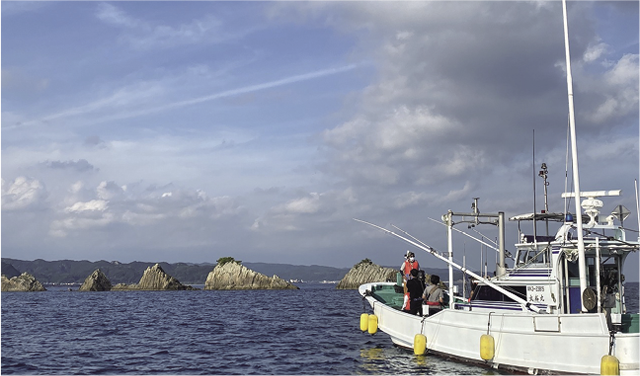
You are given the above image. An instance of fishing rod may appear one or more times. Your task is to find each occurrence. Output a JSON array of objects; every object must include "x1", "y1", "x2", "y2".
[
  {"x1": 353, "y1": 218, "x2": 543, "y2": 313},
  {"x1": 427, "y1": 217, "x2": 514, "y2": 260},
  {"x1": 471, "y1": 227, "x2": 498, "y2": 247},
  {"x1": 391, "y1": 224, "x2": 430, "y2": 249}
]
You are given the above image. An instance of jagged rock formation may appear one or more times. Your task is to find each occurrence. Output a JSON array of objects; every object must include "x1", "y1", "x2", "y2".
[
  {"x1": 1, "y1": 272, "x2": 47, "y2": 292},
  {"x1": 335, "y1": 259, "x2": 398, "y2": 289},
  {"x1": 112, "y1": 263, "x2": 196, "y2": 291},
  {"x1": 79, "y1": 269, "x2": 113, "y2": 291},
  {"x1": 204, "y1": 261, "x2": 299, "y2": 290}
]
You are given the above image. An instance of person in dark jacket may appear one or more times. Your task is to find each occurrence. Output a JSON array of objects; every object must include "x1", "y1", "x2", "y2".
[{"x1": 403, "y1": 269, "x2": 425, "y2": 315}]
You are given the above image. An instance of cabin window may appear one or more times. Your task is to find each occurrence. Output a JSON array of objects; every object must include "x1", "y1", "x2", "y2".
[
  {"x1": 516, "y1": 247, "x2": 549, "y2": 265},
  {"x1": 471, "y1": 285, "x2": 526, "y2": 302}
]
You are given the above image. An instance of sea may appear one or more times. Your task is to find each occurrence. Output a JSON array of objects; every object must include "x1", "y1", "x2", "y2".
[{"x1": 2, "y1": 282, "x2": 638, "y2": 375}]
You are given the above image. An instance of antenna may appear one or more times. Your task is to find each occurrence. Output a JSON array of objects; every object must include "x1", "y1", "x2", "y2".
[
  {"x1": 539, "y1": 163, "x2": 550, "y2": 235},
  {"x1": 539, "y1": 163, "x2": 549, "y2": 213}
]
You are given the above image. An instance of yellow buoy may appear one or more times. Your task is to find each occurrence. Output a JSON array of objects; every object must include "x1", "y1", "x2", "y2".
[
  {"x1": 414, "y1": 334, "x2": 427, "y2": 355},
  {"x1": 360, "y1": 313, "x2": 369, "y2": 332},
  {"x1": 480, "y1": 334, "x2": 495, "y2": 361},
  {"x1": 600, "y1": 355, "x2": 619, "y2": 375},
  {"x1": 368, "y1": 314, "x2": 378, "y2": 335}
]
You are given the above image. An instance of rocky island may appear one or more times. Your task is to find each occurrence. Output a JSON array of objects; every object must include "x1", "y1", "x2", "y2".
[
  {"x1": 335, "y1": 259, "x2": 397, "y2": 289},
  {"x1": 1, "y1": 272, "x2": 47, "y2": 292},
  {"x1": 112, "y1": 263, "x2": 196, "y2": 290},
  {"x1": 204, "y1": 257, "x2": 298, "y2": 290},
  {"x1": 79, "y1": 269, "x2": 113, "y2": 291}
]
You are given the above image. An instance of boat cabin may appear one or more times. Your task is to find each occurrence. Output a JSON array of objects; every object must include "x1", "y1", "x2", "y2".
[{"x1": 460, "y1": 195, "x2": 637, "y2": 332}]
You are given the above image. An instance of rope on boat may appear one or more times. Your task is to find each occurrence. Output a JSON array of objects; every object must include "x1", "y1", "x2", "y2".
[{"x1": 608, "y1": 331, "x2": 615, "y2": 356}]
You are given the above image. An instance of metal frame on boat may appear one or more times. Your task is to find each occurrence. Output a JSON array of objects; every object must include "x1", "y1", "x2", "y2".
[
  {"x1": 358, "y1": 196, "x2": 639, "y2": 374},
  {"x1": 356, "y1": 1, "x2": 639, "y2": 374}
]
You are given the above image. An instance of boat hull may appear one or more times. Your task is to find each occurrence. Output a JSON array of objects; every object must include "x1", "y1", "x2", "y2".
[{"x1": 360, "y1": 283, "x2": 639, "y2": 375}]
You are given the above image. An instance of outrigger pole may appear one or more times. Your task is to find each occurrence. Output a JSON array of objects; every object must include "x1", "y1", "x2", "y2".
[
  {"x1": 353, "y1": 218, "x2": 544, "y2": 314},
  {"x1": 427, "y1": 217, "x2": 512, "y2": 259}
]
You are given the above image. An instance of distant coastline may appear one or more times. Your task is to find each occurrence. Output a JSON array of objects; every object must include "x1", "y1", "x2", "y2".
[
  {"x1": 1, "y1": 258, "x2": 471, "y2": 286},
  {"x1": 1, "y1": 258, "x2": 351, "y2": 285}
]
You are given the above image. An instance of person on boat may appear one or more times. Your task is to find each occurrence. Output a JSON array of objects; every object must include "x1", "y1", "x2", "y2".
[
  {"x1": 422, "y1": 274, "x2": 445, "y2": 314},
  {"x1": 468, "y1": 277, "x2": 479, "y2": 302},
  {"x1": 402, "y1": 269, "x2": 425, "y2": 315},
  {"x1": 400, "y1": 251, "x2": 420, "y2": 281}
]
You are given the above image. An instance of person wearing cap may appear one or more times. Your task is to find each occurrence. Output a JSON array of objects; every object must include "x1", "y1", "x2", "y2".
[{"x1": 400, "y1": 252, "x2": 420, "y2": 282}]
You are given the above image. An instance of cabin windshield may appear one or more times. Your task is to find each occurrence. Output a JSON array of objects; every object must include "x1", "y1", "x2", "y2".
[{"x1": 516, "y1": 246, "x2": 550, "y2": 266}]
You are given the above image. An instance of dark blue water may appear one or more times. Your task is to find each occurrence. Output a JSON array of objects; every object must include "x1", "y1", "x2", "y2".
[{"x1": 2, "y1": 283, "x2": 637, "y2": 375}]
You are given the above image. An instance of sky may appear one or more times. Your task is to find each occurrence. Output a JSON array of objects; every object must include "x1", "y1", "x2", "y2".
[{"x1": 1, "y1": 1, "x2": 639, "y2": 281}]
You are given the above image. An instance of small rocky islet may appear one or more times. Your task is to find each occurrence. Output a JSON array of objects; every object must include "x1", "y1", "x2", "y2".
[
  {"x1": 335, "y1": 259, "x2": 397, "y2": 289},
  {"x1": 1, "y1": 258, "x2": 393, "y2": 292},
  {"x1": 1, "y1": 272, "x2": 47, "y2": 292},
  {"x1": 204, "y1": 259, "x2": 298, "y2": 290}
]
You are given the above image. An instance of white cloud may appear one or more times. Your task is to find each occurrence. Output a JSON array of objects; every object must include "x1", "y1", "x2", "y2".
[
  {"x1": 49, "y1": 212, "x2": 115, "y2": 238},
  {"x1": 283, "y1": 193, "x2": 321, "y2": 214},
  {"x1": 1, "y1": 176, "x2": 46, "y2": 211},
  {"x1": 583, "y1": 42, "x2": 608, "y2": 63},
  {"x1": 96, "y1": 3, "x2": 139, "y2": 28},
  {"x1": 588, "y1": 53, "x2": 639, "y2": 123},
  {"x1": 64, "y1": 199, "x2": 108, "y2": 213}
]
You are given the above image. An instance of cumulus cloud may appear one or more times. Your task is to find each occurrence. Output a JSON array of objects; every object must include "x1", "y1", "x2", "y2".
[
  {"x1": 587, "y1": 53, "x2": 639, "y2": 123},
  {"x1": 47, "y1": 178, "x2": 248, "y2": 240},
  {"x1": 64, "y1": 199, "x2": 108, "y2": 213},
  {"x1": 1, "y1": 176, "x2": 46, "y2": 211},
  {"x1": 311, "y1": 1, "x2": 637, "y2": 201}
]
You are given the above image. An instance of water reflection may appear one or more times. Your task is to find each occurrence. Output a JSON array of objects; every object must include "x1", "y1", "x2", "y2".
[{"x1": 358, "y1": 343, "x2": 505, "y2": 375}]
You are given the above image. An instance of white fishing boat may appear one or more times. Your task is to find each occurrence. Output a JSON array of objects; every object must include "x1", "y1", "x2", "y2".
[{"x1": 356, "y1": 2, "x2": 639, "y2": 375}]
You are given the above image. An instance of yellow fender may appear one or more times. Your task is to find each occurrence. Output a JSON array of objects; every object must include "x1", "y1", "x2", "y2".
[
  {"x1": 480, "y1": 334, "x2": 495, "y2": 361},
  {"x1": 368, "y1": 314, "x2": 378, "y2": 335},
  {"x1": 600, "y1": 355, "x2": 619, "y2": 375},
  {"x1": 414, "y1": 334, "x2": 427, "y2": 355},
  {"x1": 360, "y1": 313, "x2": 369, "y2": 332}
]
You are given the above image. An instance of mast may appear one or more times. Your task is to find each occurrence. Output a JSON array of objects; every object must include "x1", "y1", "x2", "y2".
[{"x1": 561, "y1": 0, "x2": 588, "y2": 311}]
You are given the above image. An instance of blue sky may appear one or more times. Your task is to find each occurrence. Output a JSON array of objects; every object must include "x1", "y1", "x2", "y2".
[{"x1": 2, "y1": 1, "x2": 639, "y2": 281}]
